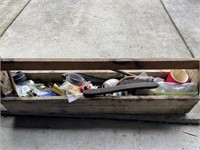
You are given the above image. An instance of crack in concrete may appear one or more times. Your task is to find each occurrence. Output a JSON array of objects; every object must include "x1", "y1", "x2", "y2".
[
  {"x1": 0, "y1": 0, "x2": 32, "y2": 38},
  {"x1": 160, "y1": 0, "x2": 195, "y2": 58}
]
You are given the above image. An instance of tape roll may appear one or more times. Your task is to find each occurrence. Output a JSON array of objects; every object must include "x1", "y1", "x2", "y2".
[
  {"x1": 50, "y1": 83, "x2": 64, "y2": 96},
  {"x1": 67, "y1": 73, "x2": 85, "y2": 86},
  {"x1": 102, "y1": 79, "x2": 119, "y2": 88},
  {"x1": 12, "y1": 71, "x2": 27, "y2": 84},
  {"x1": 102, "y1": 79, "x2": 122, "y2": 96}
]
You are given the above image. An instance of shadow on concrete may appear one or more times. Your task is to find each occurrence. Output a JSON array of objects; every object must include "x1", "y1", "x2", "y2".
[{"x1": 8, "y1": 115, "x2": 175, "y2": 130}]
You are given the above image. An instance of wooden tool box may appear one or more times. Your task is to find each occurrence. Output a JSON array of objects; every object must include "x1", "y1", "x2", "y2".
[{"x1": 1, "y1": 58, "x2": 200, "y2": 116}]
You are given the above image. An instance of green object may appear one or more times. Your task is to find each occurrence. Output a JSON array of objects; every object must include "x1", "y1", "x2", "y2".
[{"x1": 154, "y1": 91, "x2": 198, "y2": 95}]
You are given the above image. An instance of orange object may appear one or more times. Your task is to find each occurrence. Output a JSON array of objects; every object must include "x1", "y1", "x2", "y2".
[{"x1": 79, "y1": 82, "x2": 92, "y2": 93}]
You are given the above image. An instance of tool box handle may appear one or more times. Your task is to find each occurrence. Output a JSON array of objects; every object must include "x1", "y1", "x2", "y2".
[{"x1": 1, "y1": 58, "x2": 200, "y2": 70}]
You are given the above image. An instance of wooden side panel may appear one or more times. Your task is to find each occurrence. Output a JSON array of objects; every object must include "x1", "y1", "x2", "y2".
[
  {"x1": 186, "y1": 69, "x2": 200, "y2": 83},
  {"x1": 2, "y1": 96, "x2": 199, "y2": 115}
]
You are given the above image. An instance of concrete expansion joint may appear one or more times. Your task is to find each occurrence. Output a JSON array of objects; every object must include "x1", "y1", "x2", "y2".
[
  {"x1": 0, "y1": 0, "x2": 32, "y2": 38},
  {"x1": 160, "y1": 0, "x2": 195, "y2": 58}
]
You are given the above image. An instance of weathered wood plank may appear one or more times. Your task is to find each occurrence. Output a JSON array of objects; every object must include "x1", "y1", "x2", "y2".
[
  {"x1": 1, "y1": 58, "x2": 200, "y2": 70},
  {"x1": 3, "y1": 95, "x2": 199, "y2": 102},
  {"x1": 20, "y1": 70, "x2": 170, "y2": 83},
  {"x1": 2, "y1": 103, "x2": 200, "y2": 125},
  {"x1": 2, "y1": 96, "x2": 199, "y2": 115}
]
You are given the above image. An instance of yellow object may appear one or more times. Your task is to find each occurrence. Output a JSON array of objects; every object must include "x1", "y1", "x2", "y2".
[
  {"x1": 66, "y1": 82, "x2": 81, "y2": 94},
  {"x1": 40, "y1": 85, "x2": 46, "y2": 89},
  {"x1": 50, "y1": 83, "x2": 64, "y2": 96}
]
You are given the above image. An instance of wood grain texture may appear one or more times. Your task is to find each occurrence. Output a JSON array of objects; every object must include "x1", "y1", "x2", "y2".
[
  {"x1": 2, "y1": 96, "x2": 199, "y2": 115},
  {"x1": 2, "y1": 102, "x2": 200, "y2": 125},
  {"x1": 23, "y1": 70, "x2": 170, "y2": 83},
  {"x1": 1, "y1": 58, "x2": 200, "y2": 70}
]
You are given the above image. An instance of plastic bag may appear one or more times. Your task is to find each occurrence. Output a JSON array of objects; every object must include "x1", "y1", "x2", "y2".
[
  {"x1": 135, "y1": 72, "x2": 165, "y2": 82},
  {"x1": 61, "y1": 81, "x2": 98, "y2": 103},
  {"x1": 151, "y1": 82, "x2": 198, "y2": 95}
]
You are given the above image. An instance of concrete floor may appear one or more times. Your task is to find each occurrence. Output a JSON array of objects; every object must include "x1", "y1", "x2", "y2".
[
  {"x1": 0, "y1": 0, "x2": 30, "y2": 36},
  {"x1": 0, "y1": 0, "x2": 200, "y2": 149},
  {"x1": 163, "y1": 0, "x2": 200, "y2": 58},
  {"x1": 0, "y1": 0, "x2": 194, "y2": 58},
  {"x1": 1, "y1": 116, "x2": 200, "y2": 150}
]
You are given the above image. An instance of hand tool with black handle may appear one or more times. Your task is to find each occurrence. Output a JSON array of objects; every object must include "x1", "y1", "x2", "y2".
[{"x1": 83, "y1": 82, "x2": 158, "y2": 97}]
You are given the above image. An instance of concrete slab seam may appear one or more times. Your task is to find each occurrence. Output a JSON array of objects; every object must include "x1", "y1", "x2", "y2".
[
  {"x1": 0, "y1": 0, "x2": 32, "y2": 38},
  {"x1": 160, "y1": 0, "x2": 195, "y2": 58}
]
